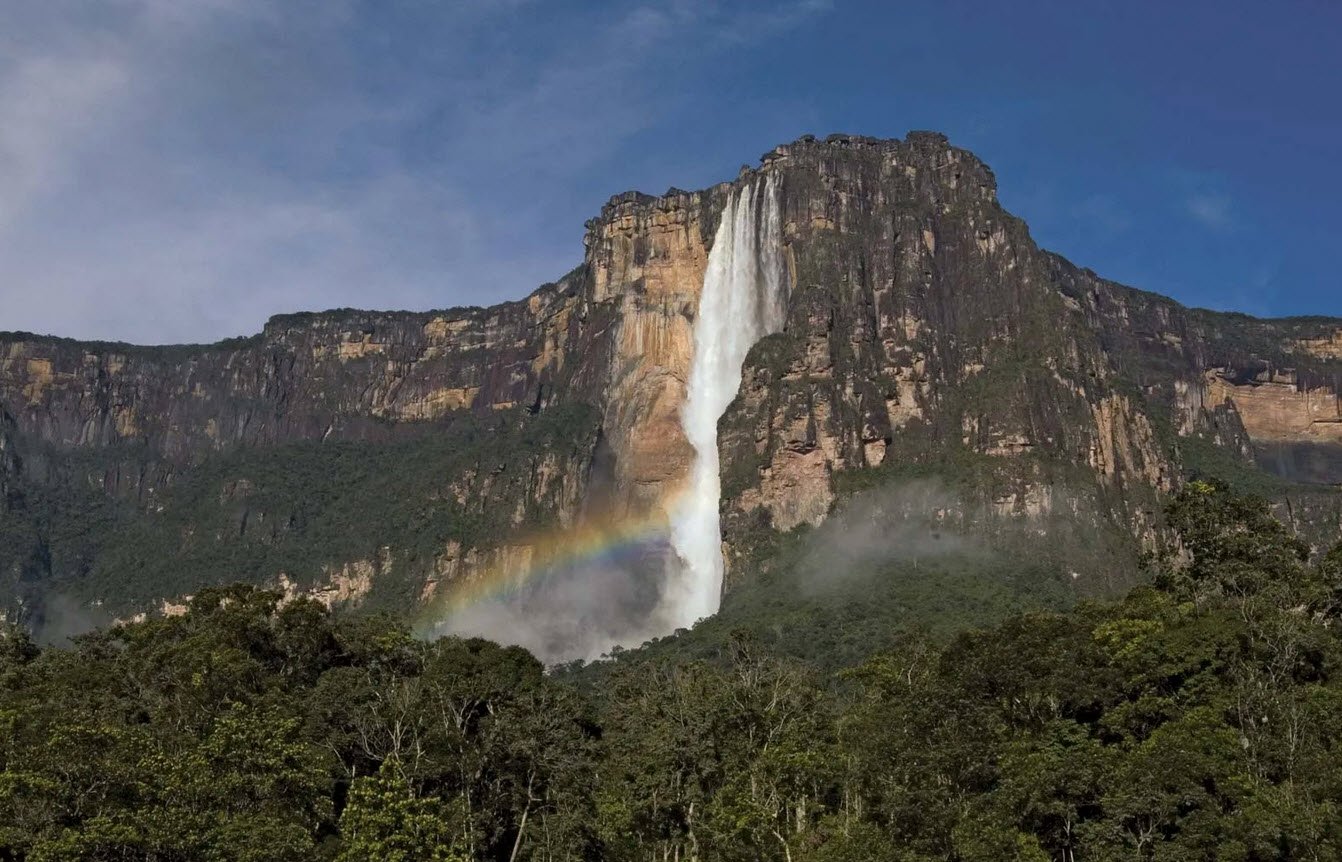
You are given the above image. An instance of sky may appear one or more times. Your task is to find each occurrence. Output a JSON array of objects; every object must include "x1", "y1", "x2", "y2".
[{"x1": 2, "y1": 0, "x2": 1339, "y2": 344}]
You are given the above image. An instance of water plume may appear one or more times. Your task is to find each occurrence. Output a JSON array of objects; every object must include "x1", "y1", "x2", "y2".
[
  {"x1": 425, "y1": 174, "x2": 787, "y2": 662},
  {"x1": 666, "y1": 174, "x2": 787, "y2": 628}
]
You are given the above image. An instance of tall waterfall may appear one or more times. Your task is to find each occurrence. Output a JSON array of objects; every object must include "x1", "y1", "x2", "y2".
[{"x1": 666, "y1": 174, "x2": 787, "y2": 629}]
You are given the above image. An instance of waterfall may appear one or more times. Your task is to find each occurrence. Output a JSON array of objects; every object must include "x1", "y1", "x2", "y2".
[{"x1": 666, "y1": 174, "x2": 787, "y2": 629}]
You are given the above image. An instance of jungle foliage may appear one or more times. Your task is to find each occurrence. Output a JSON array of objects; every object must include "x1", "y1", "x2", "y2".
[{"x1": 3, "y1": 481, "x2": 1342, "y2": 861}]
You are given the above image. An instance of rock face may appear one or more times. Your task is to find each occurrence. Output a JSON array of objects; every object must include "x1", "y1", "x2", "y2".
[
  {"x1": 0, "y1": 292, "x2": 595, "y2": 460},
  {"x1": 714, "y1": 134, "x2": 1342, "y2": 588},
  {"x1": 0, "y1": 410, "x2": 17, "y2": 508},
  {"x1": 1204, "y1": 369, "x2": 1342, "y2": 444},
  {"x1": 2, "y1": 132, "x2": 1341, "y2": 625},
  {"x1": 584, "y1": 189, "x2": 721, "y2": 514}
]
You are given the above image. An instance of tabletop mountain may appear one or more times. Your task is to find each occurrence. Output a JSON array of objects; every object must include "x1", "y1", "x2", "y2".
[{"x1": 2, "y1": 133, "x2": 1340, "y2": 650}]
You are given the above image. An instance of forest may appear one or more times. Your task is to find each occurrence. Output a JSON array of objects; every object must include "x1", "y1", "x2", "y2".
[{"x1": 3, "y1": 480, "x2": 1342, "y2": 861}]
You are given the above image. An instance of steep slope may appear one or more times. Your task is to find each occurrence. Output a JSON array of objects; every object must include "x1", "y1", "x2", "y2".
[{"x1": 1, "y1": 133, "x2": 1340, "y2": 636}]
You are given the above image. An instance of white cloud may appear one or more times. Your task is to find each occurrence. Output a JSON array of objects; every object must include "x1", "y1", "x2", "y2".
[{"x1": 0, "y1": 1, "x2": 830, "y2": 344}]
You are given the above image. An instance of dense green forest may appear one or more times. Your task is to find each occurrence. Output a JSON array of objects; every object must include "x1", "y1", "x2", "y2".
[{"x1": 3, "y1": 481, "x2": 1342, "y2": 860}]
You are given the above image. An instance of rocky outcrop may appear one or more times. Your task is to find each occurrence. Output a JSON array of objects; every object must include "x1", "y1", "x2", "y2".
[
  {"x1": 2, "y1": 132, "x2": 1340, "y2": 622},
  {"x1": 421, "y1": 541, "x2": 536, "y2": 605},
  {"x1": 583, "y1": 189, "x2": 720, "y2": 515},
  {"x1": 1204, "y1": 369, "x2": 1342, "y2": 443},
  {"x1": 1297, "y1": 329, "x2": 1342, "y2": 360},
  {"x1": 706, "y1": 135, "x2": 1175, "y2": 586}
]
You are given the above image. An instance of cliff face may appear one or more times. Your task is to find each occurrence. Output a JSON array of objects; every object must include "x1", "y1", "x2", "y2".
[
  {"x1": 0, "y1": 289, "x2": 594, "y2": 460},
  {"x1": 0, "y1": 410, "x2": 22, "y2": 521},
  {"x1": 714, "y1": 135, "x2": 1342, "y2": 587},
  {"x1": 710, "y1": 135, "x2": 1165, "y2": 588},
  {"x1": 582, "y1": 188, "x2": 722, "y2": 514},
  {"x1": 3, "y1": 133, "x2": 1341, "y2": 625}
]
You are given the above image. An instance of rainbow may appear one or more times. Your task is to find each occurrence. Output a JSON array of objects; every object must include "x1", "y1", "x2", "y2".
[{"x1": 415, "y1": 498, "x2": 682, "y2": 634}]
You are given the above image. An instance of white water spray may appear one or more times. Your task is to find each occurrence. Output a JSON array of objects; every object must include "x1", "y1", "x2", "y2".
[{"x1": 666, "y1": 174, "x2": 787, "y2": 629}]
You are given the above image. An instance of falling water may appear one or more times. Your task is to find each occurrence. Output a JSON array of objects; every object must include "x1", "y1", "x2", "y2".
[{"x1": 666, "y1": 174, "x2": 787, "y2": 629}]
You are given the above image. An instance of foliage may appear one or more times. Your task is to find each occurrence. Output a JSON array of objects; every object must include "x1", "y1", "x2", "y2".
[
  {"x1": 337, "y1": 763, "x2": 467, "y2": 862},
  {"x1": 3, "y1": 482, "x2": 1342, "y2": 860},
  {"x1": 0, "y1": 587, "x2": 597, "y2": 861}
]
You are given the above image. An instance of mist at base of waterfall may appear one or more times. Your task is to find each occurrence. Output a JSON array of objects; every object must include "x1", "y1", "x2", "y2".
[{"x1": 428, "y1": 538, "x2": 681, "y2": 665}]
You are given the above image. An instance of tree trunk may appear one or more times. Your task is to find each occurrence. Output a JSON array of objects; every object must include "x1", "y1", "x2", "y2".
[{"x1": 508, "y1": 771, "x2": 536, "y2": 862}]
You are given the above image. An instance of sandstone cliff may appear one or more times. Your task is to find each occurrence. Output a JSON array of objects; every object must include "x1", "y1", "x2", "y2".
[{"x1": 2, "y1": 133, "x2": 1340, "y2": 626}]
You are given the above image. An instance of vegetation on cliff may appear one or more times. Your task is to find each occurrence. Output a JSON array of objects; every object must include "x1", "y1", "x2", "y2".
[
  {"x1": 1, "y1": 404, "x2": 601, "y2": 629},
  {"x1": 3, "y1": 482, "x2": 1342, "y2": 860}
]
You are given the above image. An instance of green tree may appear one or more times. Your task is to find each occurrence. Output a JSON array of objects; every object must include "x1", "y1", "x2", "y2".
[{"x1": 338, "y1": 762, "x2": 466, "y2": 862}]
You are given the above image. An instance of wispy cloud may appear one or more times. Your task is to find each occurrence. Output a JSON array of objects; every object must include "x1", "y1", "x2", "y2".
[
  {"x1": 1186, "y1": 192, "x2": 1232, "y2": 229},
  {"x1": 1072, "y1": 193, "x2": 1132, "y2": 233},
  {"x1": 0, "y1": 1, "x2": 830, "y2": 344},
  {"x1": 0, "y1": 52, "x2": 129, "y2": 230}
]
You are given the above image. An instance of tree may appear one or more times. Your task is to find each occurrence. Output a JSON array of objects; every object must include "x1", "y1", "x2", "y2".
[
  {"x1": 1161, "y1": 480, "x2": 1309, "y2": 610},
  {"x1": 338, "y1": 762, "x2": 466, "y2": 862}
]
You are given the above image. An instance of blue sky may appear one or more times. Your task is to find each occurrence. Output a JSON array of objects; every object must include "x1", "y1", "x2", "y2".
[{"x1": 2, "y1": 0, "x2": 1338, "y2": 343}]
